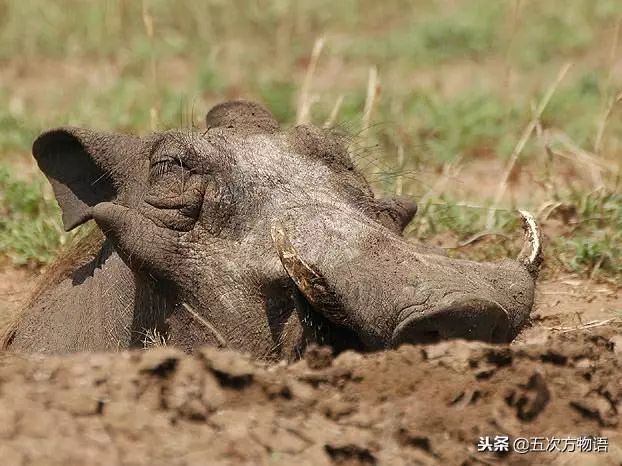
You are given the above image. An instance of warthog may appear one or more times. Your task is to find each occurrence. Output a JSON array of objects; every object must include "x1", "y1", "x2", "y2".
[{"x1": 2, "y1": 101, "x2": 542, "y2": 359}]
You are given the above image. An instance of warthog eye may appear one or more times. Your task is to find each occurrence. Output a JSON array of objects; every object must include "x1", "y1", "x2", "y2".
[{"x1": 150, "y1": 157, "x2": 190, "y2": 179}]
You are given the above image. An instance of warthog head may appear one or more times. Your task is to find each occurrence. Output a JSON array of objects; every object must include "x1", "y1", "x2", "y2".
[{"x1": 11, "y1": 101, "x2": 542, "y2": 358}]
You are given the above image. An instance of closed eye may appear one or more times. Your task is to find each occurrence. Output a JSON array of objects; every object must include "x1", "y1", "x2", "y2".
[{"x1": 151, "y1": 157, "x2": 189, "y2": 177}]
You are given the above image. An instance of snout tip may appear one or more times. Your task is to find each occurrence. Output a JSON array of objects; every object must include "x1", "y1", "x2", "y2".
[{"x1": 392, "y1": 299, "x2": 512, "y2": 347}]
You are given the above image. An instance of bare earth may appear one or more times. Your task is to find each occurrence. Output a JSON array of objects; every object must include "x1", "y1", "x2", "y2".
[
  {"x1": 0, "y1": 264, "x2": 620, "y2": 466},
  {"x1": 0, "y1": 267, "x2": 35, "y2": 332}
]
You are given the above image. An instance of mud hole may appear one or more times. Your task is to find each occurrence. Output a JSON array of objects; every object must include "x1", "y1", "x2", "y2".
[{"x1": 0, "y1": 270, "x2": 620, "y2": 465}]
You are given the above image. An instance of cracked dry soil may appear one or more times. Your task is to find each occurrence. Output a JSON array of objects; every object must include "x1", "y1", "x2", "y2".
[{"x1": 0, "y1": 321, "x2": 621, "y2": 466}]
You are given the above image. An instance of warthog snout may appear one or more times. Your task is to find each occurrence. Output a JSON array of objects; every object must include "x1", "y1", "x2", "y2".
[
  {"x1": 392, "y1": 299, "x2": 511, "y2": 346},
  {"x1": 274, "y1": 209, "x2": 543, "y2": 350}
]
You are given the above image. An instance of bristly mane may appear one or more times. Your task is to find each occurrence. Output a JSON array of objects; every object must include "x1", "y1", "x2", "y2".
[{"x1": 0, "y1": 226, "x2": 105, "y2": 349}]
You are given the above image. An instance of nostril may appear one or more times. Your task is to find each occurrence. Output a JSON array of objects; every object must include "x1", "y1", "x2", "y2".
[
  {"x1": 410, "y1": 329, "x2": 442, "y2": 345},
  {"x1": 490, "y1": 320, "x2": 511, "y2": 343},
  {"x1": 392, "y1": 314, "x2": 444, "y2": 347},
  {"x1": 392, "y1": 299, "x2": 511, "y2": 347}
]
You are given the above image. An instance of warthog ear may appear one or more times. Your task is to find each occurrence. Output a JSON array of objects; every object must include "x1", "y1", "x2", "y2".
[
  {"x1": 205, "y1": 100, "x2": 279, "y2": 134},
  {"x1": 32, "y1": 128, "x2": 139, "y2": 231},
  {"x1": 375, "y1": 196, "x2": 418, "y2": 233}
]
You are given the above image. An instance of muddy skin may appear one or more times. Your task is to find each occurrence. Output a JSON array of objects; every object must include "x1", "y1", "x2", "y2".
[{"x1": 4, "y1": 101, "x2": 543, "y2": 359}]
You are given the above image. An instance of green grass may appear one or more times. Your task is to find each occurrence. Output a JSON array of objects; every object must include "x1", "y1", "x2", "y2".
[
  {"x1": 402, "y1": 90, "x2": 522, "y2": 163},
  {"x1": 0, "y1": 164, "x2": 67, "y2": 266},
  {"x1": 0, "y1": 91, "x2": 39, "y2": 154},
  {"x1": 343, "y1": 0, "x2": 502, "y2": 65},
  {"x1": 553, "y1": 190, "x2": 622, "y2": 280},
  {"x1": 409, "y1": 190, "x2": 622, "y2": 281},
  {"x1": 0, "y1": 0, "x2": 620, "y2": 280}
]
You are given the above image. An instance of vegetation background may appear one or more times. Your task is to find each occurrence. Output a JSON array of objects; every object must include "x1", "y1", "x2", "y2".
[{"x1": 0, "y1": 0, "x2": 620, "y2": 282}]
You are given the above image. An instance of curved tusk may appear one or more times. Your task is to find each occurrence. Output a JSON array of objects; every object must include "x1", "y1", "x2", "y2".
[
  {"x1": 270, "y1": 224, "x2": 344, "y2": 322},
  {"x1": 517, "y1": 209, "x2": 544, "y2": 280},
  {"x1": 271, "y1": 224, "x2": 322, "y2": 299}
]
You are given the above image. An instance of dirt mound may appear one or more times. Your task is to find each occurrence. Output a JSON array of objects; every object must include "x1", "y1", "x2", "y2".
[{"x1": 1, "y1": 322, "x2": 621, "y2": 466}]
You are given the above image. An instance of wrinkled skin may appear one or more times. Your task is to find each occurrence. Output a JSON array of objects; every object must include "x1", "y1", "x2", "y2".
[{"x1": 6, "y1": 101, "x2": 542, "y2": 359}]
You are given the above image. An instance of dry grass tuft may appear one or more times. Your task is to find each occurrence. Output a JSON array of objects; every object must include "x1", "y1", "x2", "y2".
[
  {"x1": 296, "y1": 37, "x2": 325, "y2": 125},
  {"x1": 486, "y1": 62, "x2": 572, "y2": 229},
  {"x1": 143, "y1": 328, "x2": 168, "y2": 349}
]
